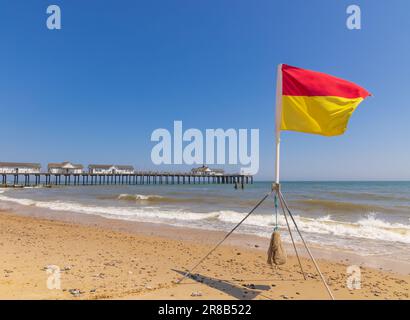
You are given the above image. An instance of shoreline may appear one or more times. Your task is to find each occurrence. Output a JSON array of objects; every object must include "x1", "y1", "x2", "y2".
[
  {"x1": 1, "y1": 196, "x2": 409, "y2": 275},
  {"x1": 0, "y1": 209, "x2": 409, "y2": 300},
  {"x1": 1, "y1": 183, "x2": 409, "y2": 273}
]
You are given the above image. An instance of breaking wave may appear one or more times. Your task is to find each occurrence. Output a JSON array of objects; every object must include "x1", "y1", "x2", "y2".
[
  {"x1": 102, "y1": 193, "x2": 261, "y2": 206},
  {"x1": 118, "y1": 194, "x2": 164, "y2": 201}
]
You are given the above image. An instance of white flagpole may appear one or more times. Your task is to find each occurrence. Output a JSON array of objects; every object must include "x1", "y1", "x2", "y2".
[
  {"x1": 272, "y1": 64, "x2": 335, "y2": 299},
  {"x1": 275, "y1": 64, "x2": 283, "y2": 185}
]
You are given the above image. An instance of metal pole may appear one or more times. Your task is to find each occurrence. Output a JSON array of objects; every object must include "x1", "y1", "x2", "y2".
[
  {"x1": 275, "y1": 140, "x2": 280, "y2": 184},
  {"x1": 277, "y1": 188, "x2": 306, "y2": 280},
  {"x1": 177, "y1": 190, "x2": 273, "y2": 284},
  {"x1": 279, "y1": 190, "x2": 335, "y2": 300},
  {"x1": 274, "y1": 64, "x2": 283, "y2": 184}
]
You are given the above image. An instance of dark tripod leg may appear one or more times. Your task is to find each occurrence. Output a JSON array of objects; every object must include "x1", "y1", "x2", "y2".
[
  {"x1": 277, "y1": 190, "x2": 306, "y2": 280},
  {"x1": 279, "y1": 190, "x2": 335, "y2": 300},
  {"x1": 177, "y1": 191, "x2": 273, "y2": 284}
]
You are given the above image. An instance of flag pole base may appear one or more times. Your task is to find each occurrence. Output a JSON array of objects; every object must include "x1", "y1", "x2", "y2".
[{"x1": 272, "y1": 182, "x2": 280, "y2": 192}]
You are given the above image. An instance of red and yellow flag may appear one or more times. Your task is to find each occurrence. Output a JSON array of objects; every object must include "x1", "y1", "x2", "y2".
[{"x1": 276, "y1": 64, "x2": 371, "y2": 136}]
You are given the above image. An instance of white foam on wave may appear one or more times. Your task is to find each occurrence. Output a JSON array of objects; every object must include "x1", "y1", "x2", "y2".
[
  {"x1": 0, "y1": 193, "x2": 219, "y2": 222},
  {"x1": 216, "y1": 210, "x2": 410, "y2": 243},
  {"x1": 0, "y1": 193, "x2": 409, "y2": 244},
  {"x1": 292, "y1": 213, "x2": 410, "y2": 244},
  {"x1": 118, "y1": 194, "x2": 164, "y2": 201}
]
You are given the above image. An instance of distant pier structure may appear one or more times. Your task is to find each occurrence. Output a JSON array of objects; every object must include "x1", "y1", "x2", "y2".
[{"x1": 0, "y1": 163, "x2": 253, "y2": 187}]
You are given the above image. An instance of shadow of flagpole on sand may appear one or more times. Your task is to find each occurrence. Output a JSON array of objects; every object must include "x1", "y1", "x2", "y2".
[{"x1": 172, "y1": 269, "x2": 273, "y2": 300}]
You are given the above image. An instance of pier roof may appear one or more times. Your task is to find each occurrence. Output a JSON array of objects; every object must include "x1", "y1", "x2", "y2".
[
  {"x1": 48, "y1": 162, "x2": 84, "y2": 169},
  {"x1": 88, "y1": 164, "x2": 113, "y2": 169},
  {"x1": 0, "y1": 162, "x2": 41, "y2": 168},
  {"x1": 88, "y1": 164, "x2": 134, "y2": 170}
]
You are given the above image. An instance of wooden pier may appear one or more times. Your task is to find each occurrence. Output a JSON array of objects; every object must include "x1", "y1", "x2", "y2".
[{"x1": 0, "y1": 172, "x2": 253, "y2": 188}]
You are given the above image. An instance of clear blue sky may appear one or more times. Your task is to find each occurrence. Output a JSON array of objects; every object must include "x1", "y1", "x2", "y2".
[{"x1": 1, "y1": 0, "x2": 409, "y2": 180}]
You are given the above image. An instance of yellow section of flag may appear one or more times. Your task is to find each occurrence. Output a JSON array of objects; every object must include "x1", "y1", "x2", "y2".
[{"x1": 281, "y1": 96, "x2": 364, "y2": 136}]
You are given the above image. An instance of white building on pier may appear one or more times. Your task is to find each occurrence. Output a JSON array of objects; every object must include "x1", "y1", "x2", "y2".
[
  {"x1": 88, "y1": 164, "x2": 135, "y2": 175},
  {"x1": 48, "y1": 161, "x2": 84, "y2": 174},
  {"x1": 0, "y1": 162, "x2": 41, "y2": 174},
  {"x1": 191, "y1": 165, "x2": 224, "y2": 176}
]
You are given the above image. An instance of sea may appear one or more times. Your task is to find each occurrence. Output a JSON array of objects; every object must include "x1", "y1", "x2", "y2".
[{"x1": 1, "y1": 181, "x2": 409, "y2": 265}]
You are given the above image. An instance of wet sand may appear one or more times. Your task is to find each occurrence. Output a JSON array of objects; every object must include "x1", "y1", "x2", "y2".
[{"x1": 0, "y1": 210, "x2": 409, "y2": 300}]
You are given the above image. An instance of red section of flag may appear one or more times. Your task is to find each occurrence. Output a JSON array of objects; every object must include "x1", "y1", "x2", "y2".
[{"x1": 282, "y1": 64, "x2": 371, "y2": 99}]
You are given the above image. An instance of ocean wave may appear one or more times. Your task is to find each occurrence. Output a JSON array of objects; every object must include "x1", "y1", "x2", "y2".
[
  {"x1": 103, "y1": 193, "x2": 261, "y2": 206},
  {"x1": 292, "y1": 199, "x2": 400, "y2": 214},
  {"x1": 118, "y1": 194, "x2": 164, "y2": 201},
  {"x1": 0, "y1": 192, "x2": 409, "y2": 244},
  {"x1": 0, "y1": 193, "x2": 219, "y2": 221},
  {"x1": 97, "y1": 193, "x2": 187, "y2": 203},
  {"x1": 326, "y1": 191, "x2": 410, "y2": 202},
  {"x1": 293, "y1": 213, "x2": 410, "y2": 244},
  {"x1": 215, "y1": 210, "x2": 410, "y2": 243},
  {"x1": 116, "y1": 193, "x2": 205, "y2": 204}
]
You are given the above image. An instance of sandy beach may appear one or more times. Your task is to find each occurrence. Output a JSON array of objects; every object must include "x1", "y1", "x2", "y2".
[{"x1": 0, "y1": 209, "x2": 408, "y2": 300}]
